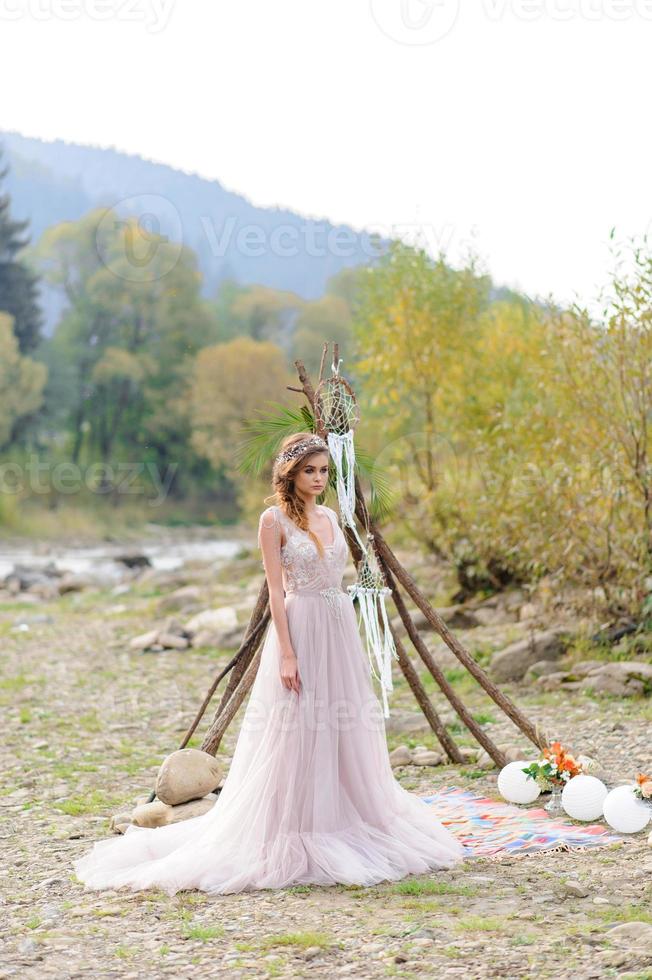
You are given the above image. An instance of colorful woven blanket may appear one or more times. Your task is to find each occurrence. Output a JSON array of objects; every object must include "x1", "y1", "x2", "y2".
[{"x1": 421, "y1": 785, "x2": 624, "y2": 860}]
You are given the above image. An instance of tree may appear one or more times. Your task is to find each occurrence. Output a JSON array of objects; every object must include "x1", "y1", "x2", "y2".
[
  {"x1": 190, "y1": 337, "x2": 292, "y2": 483},
  {"x1": 0, "y1": 312, "x2": 47, "y2": 448},
  {"x1": 0, "y1": 143, "x2": 44, "y2": 352},
  {"x1": 34, "y1": 208, "x2": 219, "y2": 472},
  {"x1": 352, "y1": 240, "x2": 492, "y2": 492}
]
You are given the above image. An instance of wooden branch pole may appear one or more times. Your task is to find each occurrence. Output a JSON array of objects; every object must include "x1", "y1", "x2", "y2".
[
  {"x1": 389, "y1": 624, "x2": 465, "y2": 764},
  {"x1": 211, "y1": 585, "x2": 270, "y2": 722},
  {"x1": 384, "y1": 561, "x2": 508, "y2": 767},
  {"x1": 146, "y1": 603, "x2": 271, "y2": 802},
  {"x1": 295, "y1": 348, "x2": 546, "y2": 756},
  {"x1": 201, "y1": 646, "x2": 264, "y2": 754},
  {"x1": 373, "y1": 528, "x2": 547, "y2": 753},
  {"x1": 155, "y1": 342, "x2": 546, "y2": 809},
  {"x1": 339, "y1": 498, "x2": 464, "y2": 763}
]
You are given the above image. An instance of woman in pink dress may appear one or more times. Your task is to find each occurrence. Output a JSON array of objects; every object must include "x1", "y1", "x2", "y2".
[{"x1": 73, "y1": 433, "x2": 466, "y2": 896}]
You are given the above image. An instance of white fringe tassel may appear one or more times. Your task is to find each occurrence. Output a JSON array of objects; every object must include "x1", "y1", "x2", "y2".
[
  {"x1": 327, "y1": 431, "x2": 368, "y2": 554},
  {"x1": 348, "y1": 584, "x2": 399, "y2": 718},
  {"x1": 327, "y1": 428, "x2": 398, "y2": 716}
]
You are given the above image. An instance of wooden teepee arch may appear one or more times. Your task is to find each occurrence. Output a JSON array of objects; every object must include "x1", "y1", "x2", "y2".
[{"x1": 149, "y1": 345, "x2": 548, "y2": 801}]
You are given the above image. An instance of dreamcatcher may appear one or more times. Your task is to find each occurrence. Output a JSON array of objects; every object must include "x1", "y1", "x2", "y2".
[{"x1": 314, "y1": 353, "x2": 399, "y2": 717}]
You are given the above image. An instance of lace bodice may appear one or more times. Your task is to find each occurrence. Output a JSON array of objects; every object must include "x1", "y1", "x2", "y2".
[{"x1": 258, "y1": 504, "x2": 349, "y2": 594}]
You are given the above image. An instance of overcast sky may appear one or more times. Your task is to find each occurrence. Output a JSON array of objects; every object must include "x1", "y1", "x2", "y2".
[{"x1": 2, "y1": 0, "x2": 651, "y2": 312}]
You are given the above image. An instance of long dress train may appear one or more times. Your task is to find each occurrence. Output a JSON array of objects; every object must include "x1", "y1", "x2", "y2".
[{"x1": 73, "y1": 504, "x2": 466, "y2": 896}]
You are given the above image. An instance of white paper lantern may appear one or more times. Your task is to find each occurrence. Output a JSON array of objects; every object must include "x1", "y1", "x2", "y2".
[
  {"x1": 603, "y1": 785, "x2": 652, "y2": 834},
  {"x1": 497, "y1": 761, "x2": 541, "y2": 804},
  {"x1": 561, "y1": 774, "x2": 608, "y2": 821}
]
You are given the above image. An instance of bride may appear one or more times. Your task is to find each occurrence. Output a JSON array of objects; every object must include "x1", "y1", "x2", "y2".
[{"x1": 73, "y1": 432, "x2": 466, "y2": 896}]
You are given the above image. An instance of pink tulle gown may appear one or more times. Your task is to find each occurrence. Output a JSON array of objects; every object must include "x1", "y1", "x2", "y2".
[{"x1": 73, "y1": 504, "x2": 466, "y2": 896}]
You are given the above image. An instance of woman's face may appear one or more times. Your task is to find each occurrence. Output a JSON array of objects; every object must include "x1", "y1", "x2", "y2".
[{"x1": 293, "y1": 452, "x2": 329, "y2": 501}]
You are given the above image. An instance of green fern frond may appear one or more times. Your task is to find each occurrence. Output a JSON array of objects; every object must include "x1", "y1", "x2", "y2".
[
  {"x1": 235, "y1": 402, "x2": 315, "y2": 477},
  {"x1": 235, "y1": 403, "x2": 395, "y2": 524}
]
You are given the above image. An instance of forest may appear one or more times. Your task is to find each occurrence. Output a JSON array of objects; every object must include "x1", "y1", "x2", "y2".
[{"x1": 1, "y1": 145, "x2": 651, "y2": 618}]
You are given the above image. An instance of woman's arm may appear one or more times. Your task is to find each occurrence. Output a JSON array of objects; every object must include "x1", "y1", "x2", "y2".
[{"x1": 257, "y1": 508, "x2": 300, "y2": 693}]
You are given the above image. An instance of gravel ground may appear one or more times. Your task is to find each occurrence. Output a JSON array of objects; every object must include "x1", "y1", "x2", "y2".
[{"x1": 1, "y1": 561, "x2": 651, "y2": 980}]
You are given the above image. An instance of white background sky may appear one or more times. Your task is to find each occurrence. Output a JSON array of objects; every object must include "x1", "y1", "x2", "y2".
[{"x1": 2, "y1": 0, "x2": 651, "y2": 311}]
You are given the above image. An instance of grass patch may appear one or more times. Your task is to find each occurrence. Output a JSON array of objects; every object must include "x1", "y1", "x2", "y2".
[
  {"x1": 182, "y1": 924, "x2": 225, "y2": 941},
  {"x1": 440, "y1": 945, "x2": 463, "y2": 958},
  {"x1": 472, "y1": 711, "x2": 496, "y2": 725},
  {"x1": 455, "y1": 915, "x2": 506, "y2": 933},
  {"x1": 390, "y1": 879, "x2": 477, "y2": 898},
  {"x1": 0, "y1": 673, "x2": 40, "y2": 693},
  {"x1": 54, "y1": 789, "x2": 119, "y2": 816},
  {"x1": 260, "y1": 932, "x2": 331, "y2": 950},
  {"x1": 595, "y1": 903, "x2": 652, "y2": 926},
  {"x1": 399, "y1": 899, "x2": 444, "y2": 912},
  {"x1": 114, "y1": 945, "x2": 136, "y2": 959}
]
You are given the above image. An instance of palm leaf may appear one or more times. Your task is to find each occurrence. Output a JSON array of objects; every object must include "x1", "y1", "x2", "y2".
[
  {"x1": 235, "y1": 402, "x2": 315, "y2": 477},
  {"x1": 235, "y1": 403, "x2": 395, "y2": 524}
]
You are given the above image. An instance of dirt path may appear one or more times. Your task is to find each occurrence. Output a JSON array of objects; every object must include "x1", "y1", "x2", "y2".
[{"x1": 1, "y1": 574, "x2": 651, "y2": 979}]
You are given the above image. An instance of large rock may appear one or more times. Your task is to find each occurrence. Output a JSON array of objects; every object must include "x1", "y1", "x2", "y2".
[
  {"x1": 131, "y1": 800, "x2": 171, "y2": 828},
  {"x1": 535, "y1": 659, "x2": 652, "y2": 697},
  {"x1": 129, "y1": 630, "x2": 159, "y2": 651},
  {"x1": 523, "y1": 659, "x2": 565, "y2": 683},
  {"x1": 163, "y1": 795, "x2": 218, "y2": 824},
  {"x1": 580, "y1": 661, "x2": 652, "y2": 697},
  {"x1": 490, "y1": 628, "x2": 570, "y2": 682},
  {"x1": 4, "y1": 562, "x2": 61, "y2": 592},
  {"x1": 157, "y1": 632, "x2": 189, "y2": 650},
  {"x1": 185, "y1": 607, "x2": 238, "y2": 635},
  {"x1": 129, "y1": 617, "x2": 192, "y2": 652},
  {"x1": 388, "y1": 745, "x2": 413, "y2": 767},
  {"x1": 411, "y1": 750, "x2": 443, "y2": 767},
  {"x1": 129, "y1": 794, "x2": 218, "y2": 830},
  {"x1": 109, "y1": 810, "x2": 134, "y2": 832},
  {"x1": 606, "y1": 921, "x2": 652, "y2": 949},
  {"x1": 158, "y1": 586, "x2": 202, "y2": 613},
  {"x1": 155, "y1": 747, "x2": 222, "y2": 805}
]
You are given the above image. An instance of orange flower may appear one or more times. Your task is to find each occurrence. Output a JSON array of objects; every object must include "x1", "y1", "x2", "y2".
[
  {"x1": 635, "y1": 773, "x2": 652, "y2": 798},
  {"x1": 541, "y1": 742, "x2": 583, "y2": 778}
]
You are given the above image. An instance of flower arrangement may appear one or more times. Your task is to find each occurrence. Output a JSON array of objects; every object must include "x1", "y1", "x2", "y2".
[
  {"x1": 633, "y1": 772, "x2": 652, "y2": 803},
  {"x1": 521, "y1": 741, "x2": 592, "y2": 791}
]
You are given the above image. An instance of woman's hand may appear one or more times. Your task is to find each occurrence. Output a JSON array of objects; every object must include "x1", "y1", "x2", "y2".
[{"x1": 280, "y1": 652, "x2": 300, "y2": 694}]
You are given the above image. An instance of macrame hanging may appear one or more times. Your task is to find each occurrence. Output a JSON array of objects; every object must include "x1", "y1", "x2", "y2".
[{"x1": 314, "y1": 355, "x2": 399, "y2": 717}]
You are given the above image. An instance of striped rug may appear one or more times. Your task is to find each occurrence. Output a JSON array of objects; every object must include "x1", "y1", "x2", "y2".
[{"x1": 421, "y1": 785, "x2": 626, "y2": 860}]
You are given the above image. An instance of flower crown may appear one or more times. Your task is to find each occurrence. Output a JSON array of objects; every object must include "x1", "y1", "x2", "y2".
[{"x1": 275, "y1": 436, "x2": 329, "y2": 466}]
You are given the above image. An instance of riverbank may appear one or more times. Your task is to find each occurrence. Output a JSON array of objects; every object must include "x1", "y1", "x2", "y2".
[{"x1": 1, "y1": 540, "x2": 651, "y2": 978}]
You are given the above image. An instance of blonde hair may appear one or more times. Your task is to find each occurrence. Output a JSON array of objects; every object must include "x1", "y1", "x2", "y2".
[{"x1": 264, "y1": 431, "x2": 330, "y2": 558}]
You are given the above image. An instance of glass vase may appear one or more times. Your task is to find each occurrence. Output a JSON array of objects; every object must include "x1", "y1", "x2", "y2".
[{"x1": 544, "y1": 782, "x2": 563, "y2": 814}]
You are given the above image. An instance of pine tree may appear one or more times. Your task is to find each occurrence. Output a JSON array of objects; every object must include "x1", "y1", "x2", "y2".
[{"x1": 0, "y1": 143, "x2": 43, "y2": 352}]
